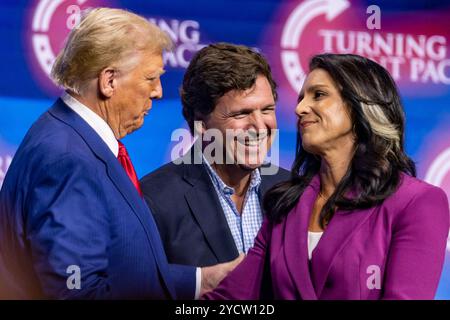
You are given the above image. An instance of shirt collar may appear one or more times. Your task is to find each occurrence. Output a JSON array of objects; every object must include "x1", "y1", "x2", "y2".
[
  {"x1": 202, "y1": 154, "x2": 261, "y2": 196},
  {"x1": 61, "y1": 92, "x2": 119, "y2": 157}
]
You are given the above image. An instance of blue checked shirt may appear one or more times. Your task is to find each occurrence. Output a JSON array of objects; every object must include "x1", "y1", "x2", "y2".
[{"x1": 203, "y1": 156, "x2": 263, "y2": 254}]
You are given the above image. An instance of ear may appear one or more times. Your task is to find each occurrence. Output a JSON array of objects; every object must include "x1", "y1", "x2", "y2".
[
  {"x1": 98, "y1": 67, "x2": 116, "y2": 98},
  {"x1": 193, "y1": 119, "x2": 207, "y2": 136}
]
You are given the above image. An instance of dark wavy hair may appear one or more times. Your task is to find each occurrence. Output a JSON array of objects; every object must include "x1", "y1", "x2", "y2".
[
  {"x1": 181, "y1": 42, "x2": 277, "y2": 135},
  {"x1": 264, "y1": 53, "x2": 416, "y2": 227}
]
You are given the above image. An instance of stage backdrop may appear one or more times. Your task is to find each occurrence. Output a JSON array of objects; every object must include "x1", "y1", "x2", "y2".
[{"x1": 0, "y1": 0, "x2": 449, "y2": 299}]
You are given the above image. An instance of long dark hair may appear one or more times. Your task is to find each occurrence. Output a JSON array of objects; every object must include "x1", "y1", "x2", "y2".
[{"x1": 264, "y1": 54, "x2": 416, "y2": 227}]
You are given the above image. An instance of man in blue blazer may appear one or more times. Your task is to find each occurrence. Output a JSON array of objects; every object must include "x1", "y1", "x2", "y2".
[{"x1": 0, "y1": 8, "x2": 238, "y2": 299}]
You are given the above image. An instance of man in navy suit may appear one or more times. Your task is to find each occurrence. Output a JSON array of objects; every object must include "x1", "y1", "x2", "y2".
[
  {"x1": 140, "y1": 43, "x2": 290, "y2": 269},
  {"x1": 0, "y1": 8, "x2": 239, "y2": 299}
]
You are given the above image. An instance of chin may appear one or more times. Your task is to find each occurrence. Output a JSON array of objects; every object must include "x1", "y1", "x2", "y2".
[
  {"x1": 233, "y1": 141, "x2": 270, "y2": 167},
  {"x1": 238, "y1": 161, "x2": 263, "y2": 172},
  {"x1": 135, "y1": 119, "x2": 145, "y2": 130},
  {"x1": 125, "y1": 122, "x2": 144, "y2": 136},
  {"x1": 238, "y1": 161, "x2": 262, "y2": 171}
]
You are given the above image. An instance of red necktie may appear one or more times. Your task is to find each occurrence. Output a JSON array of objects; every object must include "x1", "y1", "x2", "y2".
[{"x1": 117, "y1": 141, "x2": 143, "y2": 196}]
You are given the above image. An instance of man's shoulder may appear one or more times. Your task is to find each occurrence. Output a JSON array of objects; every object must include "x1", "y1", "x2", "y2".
[
  {"x1": 139, "y1": 160, "x2": 206, "y2": 217},
  {"x1": 9, "y1": 109, "x2": 103, "y2": 182},
  {"x1": 141, "y1": 161, "x2": 185, "y2": 185},
  {"x1": 140, "y1": 159, "x2": 198, "y2": 198},
  {"x1": 21, "y1": 113, "x2": 90, "y2": 162}
]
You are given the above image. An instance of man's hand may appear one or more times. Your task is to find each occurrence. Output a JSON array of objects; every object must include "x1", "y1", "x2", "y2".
[{"x1": 200, "y1": 253, "x2": 245, "y2": 296}]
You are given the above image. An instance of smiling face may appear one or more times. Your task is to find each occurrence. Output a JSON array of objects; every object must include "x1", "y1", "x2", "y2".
[
  {"x1": 203, "y1": 75, "x2": 277, "y2": 171},
  {"x1": 111, "y1": 51, "x2": 165, "y2": 137},
  {"x1": 295, "y1": 68, "x2": 355, "y2": 156}
]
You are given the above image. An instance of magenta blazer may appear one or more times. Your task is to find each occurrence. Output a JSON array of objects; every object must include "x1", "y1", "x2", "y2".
[{"x1": 204, "y1": 174, "x2": 449, "y2": 300}]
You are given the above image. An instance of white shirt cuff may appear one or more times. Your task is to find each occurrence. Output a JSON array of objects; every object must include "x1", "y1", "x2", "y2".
[{"x1": 195, "y1": 267, "x2": 201, "y2": 299}]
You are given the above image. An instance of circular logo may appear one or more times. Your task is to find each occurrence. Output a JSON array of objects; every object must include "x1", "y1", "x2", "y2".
[
  {"x1": 280, "y1": 0, "x2": 350, "y2": 93},
  {"x1": 27, "y1": 0, "x2": 113, "y2": 95}
]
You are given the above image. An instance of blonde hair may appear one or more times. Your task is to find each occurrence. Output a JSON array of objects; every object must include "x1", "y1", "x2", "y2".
[
  {"x1": 360, "y1": 102, "x2": 401, "y2": 158},
  {"x1": 51, "y1": 7, "x2": 172, "y2": 94},
  {"x1": 353, "y1": 70, "x2": 401, "y2": 160}
]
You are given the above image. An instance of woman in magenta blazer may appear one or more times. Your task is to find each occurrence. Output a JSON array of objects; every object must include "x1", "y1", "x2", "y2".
[{"x1": 203, "y1": 53, "x2": 450, "y2": 300}]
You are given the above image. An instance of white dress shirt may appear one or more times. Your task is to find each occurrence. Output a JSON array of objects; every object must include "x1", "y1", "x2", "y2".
[
  {"x1": 61, "y1": 92, "x2": 119, "y2": 157},
  {"x1": 61, "y1": 92, "x2": 201, "y2": 299},
  {"x1": 308, "y1": 231, "x2": 323, "y2": 260}
]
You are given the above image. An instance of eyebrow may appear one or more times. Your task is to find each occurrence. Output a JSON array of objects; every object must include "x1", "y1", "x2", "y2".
[
  {"x1": 155, "y1": 69, "x2": 166, "y2": 77},
  {"x1": 230, "y1": 104, "x2": 276, "y2": 115},
  {"x1": 306, "y1": 84, "x2": 329, "y2": 93},
  {"x1": 148, "y1": 69, "x2": 166, "y2": 78},
  {"x1": 230, "y1": 107, "x2": 254, "y2": 115}
]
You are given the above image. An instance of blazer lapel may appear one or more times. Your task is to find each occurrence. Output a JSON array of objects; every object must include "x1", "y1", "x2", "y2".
[
  {"x1": 284, "y1": 176, "x2": 321, "y2": 300},
  {"x1": 48, "y1": 100, "x2": 176, "y2": 298},
  {"x1": 183, "y1": 159, "x2": 239, "y2": 263},
  {"x1": 259, "y1": 172, "x2": 274, "y2": 210},
  {"x1": 310, "y1": 196, "x2": 377, "y2": 298},
  {"x1": 259, "y1": 172, "x2": 272, "y2": 201}
]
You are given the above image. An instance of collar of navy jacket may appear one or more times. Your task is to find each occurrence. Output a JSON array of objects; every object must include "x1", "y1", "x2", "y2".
[{"x1": 49, "y1": 98, "x2": 177, "y2": 298}]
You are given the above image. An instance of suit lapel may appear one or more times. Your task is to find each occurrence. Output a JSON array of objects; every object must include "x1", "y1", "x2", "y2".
[
  {"x1": 259, "y1": 166, "x2": 290, "y2": 212},
  {"x1": 48, "y1": 100, "x2": 176, "y2": 298},
  {"x1": 284, "y1": 176, "x2": 320, "y2": 300},
  {"x1": 310, "y1": 204, "x2": 377, "y2": 298},
  {"x1": 259, "y1": 171, "x2": 272, "y2": 198},
  {"x1": 259, "y1": 173, "x2": 273, "y2": 209},
  {"x1": 283, "y1": 173, "x2": 378, "y2": 299},
  {"x1": 183, "y1": 160, "x2": 239, "y2": 263}
]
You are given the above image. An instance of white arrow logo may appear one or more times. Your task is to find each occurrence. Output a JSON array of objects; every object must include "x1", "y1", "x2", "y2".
[
  {"x1": 280, "y1": 0, "x2": 350, "y2": 92},
  {"x1": 31, "y1": 0, "x2": 88, "y2": 77}
]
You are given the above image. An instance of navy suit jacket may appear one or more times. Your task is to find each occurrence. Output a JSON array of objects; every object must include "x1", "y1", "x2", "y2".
[
  {"x1": 0, "y1": 99, "x2": 195, "y2": 299},
  {"x1": 140, "y1": 151, "x2": 290, "y2": 267}
]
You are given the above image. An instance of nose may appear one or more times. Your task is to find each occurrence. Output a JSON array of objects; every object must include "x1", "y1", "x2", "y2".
[
  {"x1": 150, "y1": 78, "x2": 163, "y2": 100},
  {"x1": 295, "y1": 97, "x2": 310, "y2": 118}
]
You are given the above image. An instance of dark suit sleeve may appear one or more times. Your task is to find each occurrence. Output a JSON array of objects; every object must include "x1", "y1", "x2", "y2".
[
  {"x1": 26, "y1": 153, "x2": 113, "y2": 299},
  {"x1": 168, "y1": 264, "x2": 197, "y2": 300},
  {"x1": 382, "y1": 186, "x2": 450, "y2": 299}
]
